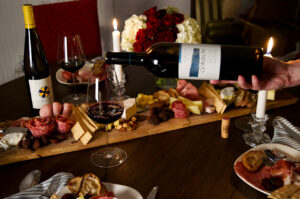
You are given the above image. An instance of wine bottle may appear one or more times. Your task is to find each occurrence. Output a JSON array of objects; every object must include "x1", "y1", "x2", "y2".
[
  {"x1": 23, "y1": 4, "x2": 54, "y2": 115},
  {"x1": 105, "y1": 42, "x2": 263, "y2": 81}
]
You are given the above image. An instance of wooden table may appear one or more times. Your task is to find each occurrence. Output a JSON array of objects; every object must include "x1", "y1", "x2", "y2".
[{"x1": 0, "y1": 65, "x2": 299, "y2": 199}]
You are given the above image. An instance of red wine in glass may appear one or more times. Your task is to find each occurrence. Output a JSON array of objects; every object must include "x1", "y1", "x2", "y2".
[
  {"x1": 87, "y1": 102, "x2": 123, "y2": 124},
  {"x1": 58, "y1": 59, "x2": 85, "y2": 73}
]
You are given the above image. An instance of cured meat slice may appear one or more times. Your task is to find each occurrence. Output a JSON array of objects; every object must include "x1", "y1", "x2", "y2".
[
  {"x1": 171, "y1": 100, "x2": 189, "y2": 119},
  {"x1": 26, "y1": 117, "x2": 56, "y2": 138},
  {"x1": 179, "y1": 82, "x2": 200, "y2": 100},
  {"x1": 176, "y1": 79, "x2": 188, "y2": 92},
  {"x1": 55, "y1": 115, "x2": 74, "y2": 134}
]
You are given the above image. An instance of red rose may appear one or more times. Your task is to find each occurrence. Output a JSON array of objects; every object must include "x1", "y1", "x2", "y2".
[
  {"x1": 145, "y1": 28, "x2": 156, "y2": 39},
  {"x1": 157, "y1": 9, "x2": 167, "y2": 19},
  {"x1": 163, "y1": 14, "x2": 175, "y2": 27},
  {"x1": 135, "y1": 29, "x2": 147, "y2": 42},
  {"x1": 142, "y1": 40, "x2": 154, "y2": 51},
  {"x1": 173, "y1": 13, "x2": 184, "y2": 24},
  {"x1": 133, "y1": 41, "x2": 143, "y2": 52},
  {"x1": 143, "y1": 7, "x2": 157, "y2": 18}
]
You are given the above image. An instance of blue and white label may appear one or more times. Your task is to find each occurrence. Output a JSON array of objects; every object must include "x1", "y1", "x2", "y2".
[{"x1": 179, "y1": 44, "x2": 221, "y2": 80}]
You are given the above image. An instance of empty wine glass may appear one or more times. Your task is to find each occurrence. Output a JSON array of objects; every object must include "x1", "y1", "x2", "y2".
[
  {"x1": 86, "y1": 65, "x2": 127, "y2": 168},
  {"x1": 57, "y1": 34, "x2": 86, "y2": 104}
]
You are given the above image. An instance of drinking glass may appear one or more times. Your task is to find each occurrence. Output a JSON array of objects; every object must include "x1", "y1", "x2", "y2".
[
  {"x1": 86, "y1": 65, "x2": 127, "y2": 168},
  {"x1": 57, "y1": 34, "x2": 86, "y2": 104}
]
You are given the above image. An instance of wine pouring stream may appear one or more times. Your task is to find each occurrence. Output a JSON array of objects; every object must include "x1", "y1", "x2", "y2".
[{"x1": 241, "y1": 37, "x2": 274, "y2": 147}]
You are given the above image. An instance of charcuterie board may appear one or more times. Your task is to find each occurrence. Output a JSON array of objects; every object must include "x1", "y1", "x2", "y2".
[{"x1": 0, "y1": 90, "x2": 298, "y2": 166}]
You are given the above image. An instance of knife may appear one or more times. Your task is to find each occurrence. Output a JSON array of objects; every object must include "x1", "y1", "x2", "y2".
[
  {"x1": 0, "y1": 127, "x2": 28, "y2": 134},
  {"x1": 146, "y1": 186, "x2": 158, "y2": 199}
]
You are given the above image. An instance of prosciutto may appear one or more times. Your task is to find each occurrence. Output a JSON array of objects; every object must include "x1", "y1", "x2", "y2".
[
  {"x1": 26, "y1": 117, "x2": 56, "y2": 138},
  {"x1": 55, "y1": 115, "x2": 74, "y2": 134},
  {"x1": 171, "y1": 100, "x2": 189, "y2": 119}
]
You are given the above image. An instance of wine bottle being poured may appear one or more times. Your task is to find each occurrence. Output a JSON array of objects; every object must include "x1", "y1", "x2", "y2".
[{"x1": 105, "y1": 42, "x2": 263, "y2": 82}]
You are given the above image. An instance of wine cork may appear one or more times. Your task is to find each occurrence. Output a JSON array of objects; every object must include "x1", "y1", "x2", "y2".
[{"x1": 221, "y1": 116, "x2": 230, "y2": 139}]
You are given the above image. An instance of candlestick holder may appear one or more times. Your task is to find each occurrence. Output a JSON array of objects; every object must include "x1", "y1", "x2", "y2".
[{"x1": 242, "y1": 113, "x2": 271, "y2": 147}]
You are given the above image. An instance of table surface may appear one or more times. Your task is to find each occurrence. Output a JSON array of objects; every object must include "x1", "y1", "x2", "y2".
[{"x1": 0, "y1": 64, "x2": 299, "y2": 199}]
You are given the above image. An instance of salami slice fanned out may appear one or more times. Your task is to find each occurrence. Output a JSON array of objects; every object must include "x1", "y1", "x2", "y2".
[
  {"x1": 26, "y1": 117, "x2": 56, "y2": 138},
  {"x1": 171, "y1": 100, "x2": 189, "y2": 119},
  {"x1": 55, "y1": 115, "x2": 74, "y2": 134}
]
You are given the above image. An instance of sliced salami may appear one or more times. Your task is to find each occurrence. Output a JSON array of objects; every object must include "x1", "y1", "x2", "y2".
[
  {"x1": 55, "y1": 115, "x2": 74, "y2": 134},
  {"x1": 171, "y1": 100, "x2": 189, "y2": 119},
  {"x1": 26, "y1": 117, "x2": 56, "y2": 138}
]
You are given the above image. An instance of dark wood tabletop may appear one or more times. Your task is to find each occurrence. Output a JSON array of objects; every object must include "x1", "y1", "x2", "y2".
[{"x1": 0, "y1": 64, "x2": 299, "y2": 199}]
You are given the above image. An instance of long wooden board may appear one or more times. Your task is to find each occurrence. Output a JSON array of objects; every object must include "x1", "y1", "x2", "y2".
[{"x1": 0, "y1": 91, "x2": 298, "y2": 166}]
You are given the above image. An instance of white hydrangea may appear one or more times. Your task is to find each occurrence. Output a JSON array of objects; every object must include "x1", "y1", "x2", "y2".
[
  {"x1": 121, "y1": 14, "x2": 147, "y2": 52},
  {"x1": 176, "y1": 16, "x2": 201, "y2": 44}
]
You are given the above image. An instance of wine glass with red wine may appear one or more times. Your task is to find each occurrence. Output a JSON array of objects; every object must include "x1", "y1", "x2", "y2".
[
  {"x1": 86, "y1": 65, "x2": 127, "y2": 168},
  {"x1": 57, "y1": 34, "x2": 86, "y2": 104}
]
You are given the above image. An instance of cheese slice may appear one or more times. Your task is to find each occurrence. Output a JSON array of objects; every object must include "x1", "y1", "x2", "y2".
[
  {"x1": 80, "y1": 131, "x2": 93, "y2": 145},
  {"x1": 71, "y1": 122, "x2": 86, "y2": 141},
  {"x1": 121, "y1": 98, "x2": 137, "y2": 120},
  {"x1": 267, "y1": 90, "x2": 276, "y2": 100},
  {"x1": 76, "y1": 107, "x2": 97, "y2": 133},
  {"x1": 79, "y1": 104, "x2": 101, "y2": 130}
]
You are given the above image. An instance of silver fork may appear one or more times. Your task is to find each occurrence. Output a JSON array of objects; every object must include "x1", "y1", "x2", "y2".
[{"x1": 40, "y1": 175, "x2": 61, "y2": 198}]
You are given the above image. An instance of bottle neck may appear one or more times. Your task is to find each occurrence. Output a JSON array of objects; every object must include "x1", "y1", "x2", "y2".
[
  {"x1": 23, "y1": 4, "x2": 36, "y2": 29},
  {"x1": 105, "y1": 52, "x2": 146, "y2": 66}
]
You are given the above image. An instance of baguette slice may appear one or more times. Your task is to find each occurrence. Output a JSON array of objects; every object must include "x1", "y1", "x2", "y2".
[
  {"x1": 68, "y1": 176, "x2": 83, "y2": 194},
  {"x1": 79, "y1": 173, "x2": 101, "y2": 196},
  {"x1": 268, "y1": 184, "x2": 300, "y2": 199}
]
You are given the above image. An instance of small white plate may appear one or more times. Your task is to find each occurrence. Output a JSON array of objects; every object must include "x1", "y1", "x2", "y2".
[
  {"x1": 56, "y1": 182, "x2": 143, "y2": 199},
  {"x1": 234, "y1": 143, "x2": 300, "y2": 195},
  {"x1": 56, "y1": 63, "x2": 94, "y2": 86}
]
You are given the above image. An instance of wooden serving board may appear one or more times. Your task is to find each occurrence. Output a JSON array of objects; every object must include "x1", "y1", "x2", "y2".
[{"x1": 0, "y1": 91, "x2": 298, "y2": 166}]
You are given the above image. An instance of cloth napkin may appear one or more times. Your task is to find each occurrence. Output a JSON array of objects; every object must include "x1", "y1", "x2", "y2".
[
  {"x1": 271, "y1": 116, "x2": 300, "y2": 151},
  {"x1": 5, "y1": 172, "x2": 74, "y2": 199}
]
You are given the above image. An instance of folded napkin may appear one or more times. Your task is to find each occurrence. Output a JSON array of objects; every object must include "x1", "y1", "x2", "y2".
[
  {"x1": 271, "y1": 116, "x2": 300, "y2": 151},
  {"x1": 5, "y1": 172, "x2": 74, "y2": 199}
]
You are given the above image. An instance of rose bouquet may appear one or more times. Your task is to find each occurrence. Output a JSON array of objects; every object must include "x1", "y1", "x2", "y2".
[{"x1": 121, "y1": 6, "x2": 201, "y2": 52}]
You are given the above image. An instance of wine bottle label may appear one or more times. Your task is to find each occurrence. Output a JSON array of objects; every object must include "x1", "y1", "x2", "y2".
[
  {"x1": 178, "y1": 44, "x2": 221, "y2": 80},
  {"x1": 28, "y1": 76, "x2": 54, "y2": 109}
]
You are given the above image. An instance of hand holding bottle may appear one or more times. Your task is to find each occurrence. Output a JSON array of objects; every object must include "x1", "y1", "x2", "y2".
[{"x1": 211, "y1": 56, "x2": 300, "y2": 90}]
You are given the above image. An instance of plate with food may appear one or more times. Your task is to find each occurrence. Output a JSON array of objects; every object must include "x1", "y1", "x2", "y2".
[
  {"x1": 234, "y1": 143, "x2": 300, "y2": 197},
  {"x1": 56, "y1": 59, "x2": 106, "y2": 86},
  {"x1": 55, "y1": 173, "x2": 143, "y2": 199}
]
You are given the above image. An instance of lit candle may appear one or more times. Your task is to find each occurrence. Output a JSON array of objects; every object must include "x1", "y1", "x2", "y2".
[
  {"x1": 256, "y1": 37, "x2": 274, "y2": 118},
  {"x1": 112, "y1": 18, "x2": 123, "y2": 83}
]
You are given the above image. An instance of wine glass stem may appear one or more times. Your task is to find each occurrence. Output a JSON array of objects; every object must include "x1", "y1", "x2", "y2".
[
  {"x1": 71, "y1": 72, "x2": 78, "y2": 98},
  {"x1": 105, "y1": 124, "x2": 111, "y2": 158}
]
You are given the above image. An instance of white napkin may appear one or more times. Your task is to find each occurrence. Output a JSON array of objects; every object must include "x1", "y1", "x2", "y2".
[
  {"x1": 5, "y1": 172, "x2": 74, "y2": 199},
  {"x1": 271, "y1": 116, "x2": 300, "y2": 151}
]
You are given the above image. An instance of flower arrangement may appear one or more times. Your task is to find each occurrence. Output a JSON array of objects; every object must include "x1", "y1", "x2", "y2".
[{"x1": 121, "y1": 6, "x2": 201, "y2": 52}]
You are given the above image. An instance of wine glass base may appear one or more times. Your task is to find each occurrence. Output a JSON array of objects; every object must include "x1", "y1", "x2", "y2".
[
  {"x1": 63, "y1": 93, "x2": 86, "y2": 105},
  {"x1": 91, "y1": 147, "x2": 127, "y2": 168},
  {"x1": 243, "y1": 132, "x2": 271, "y2": 147}
]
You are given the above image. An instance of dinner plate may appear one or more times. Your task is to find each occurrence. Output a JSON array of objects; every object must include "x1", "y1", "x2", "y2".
[
  {"x1": 56, "y1": 182, "x2": 143, "y2": 199},
  {"x1": 234, "y1": 143, "x2": 300, "y2": 195},
  {"x1": 56, "y1": 63, "x2": 94, "y2": 86}
]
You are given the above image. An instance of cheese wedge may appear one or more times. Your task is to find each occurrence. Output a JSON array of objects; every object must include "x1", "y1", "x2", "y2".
[
  {"x1": 76, "y1": 107, "x2": 97, "y2": 133},
  {"x1": 71, "y1": 122, "x2": 86, "y2": 141},
  {"x1": 80, "y1": 104, "x2": 103, "y2": 129},
  {"x1": 80, "y1": 131, "x2": 93, "y2": 145},
  {"x1": 121, "y1": 98, "x2": 137, "y2": 120}
]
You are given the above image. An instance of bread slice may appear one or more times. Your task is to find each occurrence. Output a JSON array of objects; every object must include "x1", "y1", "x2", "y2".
[
  {"x1": 268, "y1": 184, "x2": 300, "y2": 199},
  {"x1": 68, "y1": 176, "x2": 83, "y2": 194},
  {"x1": 234, "y1": 89, "x2": 245, "y2": 107},
  {"x1": 79, "y1": 173, "x2": 101, "y2": 196}
]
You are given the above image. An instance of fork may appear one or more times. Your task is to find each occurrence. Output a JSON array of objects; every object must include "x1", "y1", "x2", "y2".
[{"x1": 40, "y1": 175, "x2": 61, "y2": 198}]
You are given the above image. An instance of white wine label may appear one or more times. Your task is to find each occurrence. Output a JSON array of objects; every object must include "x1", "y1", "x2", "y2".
[
  {"x1": 28, "y1": 76, "x2": 54, "y2": 109},
  {"x1": 178, "y1": 44, "x2": 221, "y2": 80}
]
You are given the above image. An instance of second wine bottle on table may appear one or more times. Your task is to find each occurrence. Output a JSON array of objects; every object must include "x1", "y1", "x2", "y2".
[
  {"x1": 105, "y1": 42, "x2": 263, "y2": 81},
  {"x1": 23, "y1": 4, "x2": 54, "y2": 115}
]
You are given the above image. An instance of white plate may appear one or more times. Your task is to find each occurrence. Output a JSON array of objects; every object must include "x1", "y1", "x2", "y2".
[
  {"x1": 56, "y1": 63, "x2": 94, "y2": 86},
  {"x1": 234, "y1": 143, "x2": 300, "y2": 195},
  {"x1": 56, "y1": 182, "x2": 143, "y2": 199}
]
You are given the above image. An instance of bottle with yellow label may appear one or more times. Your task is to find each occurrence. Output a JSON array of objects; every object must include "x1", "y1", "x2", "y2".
[{"x1": 23, "y1": 4, "x2": 54, "y2": 115}]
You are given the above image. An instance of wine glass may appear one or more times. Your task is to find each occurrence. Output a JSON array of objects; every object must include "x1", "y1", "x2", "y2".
[
  {"x1": 57, "y1": 34, "x2": 86, "y2": 104},
  {"x1": 86, "y1": 65, "x2": 127, "y2": 168}
]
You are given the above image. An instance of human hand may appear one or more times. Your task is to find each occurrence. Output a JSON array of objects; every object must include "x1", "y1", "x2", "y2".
[{"x1": 210, "y1": 56, "x2": 291, "y2": 90}]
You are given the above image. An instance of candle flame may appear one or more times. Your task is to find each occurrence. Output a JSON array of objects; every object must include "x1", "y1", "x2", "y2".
[
  {"x1": 113, "y1": 18, "x2": 118, "y2": 30},
  {"x1": 266, "y1": 37, "x2": 274, "y2": 54}
]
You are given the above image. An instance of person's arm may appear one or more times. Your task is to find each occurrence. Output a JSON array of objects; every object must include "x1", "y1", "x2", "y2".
[{"x1": 210, "y1": 56, "x2": 300, "y2": 90}]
